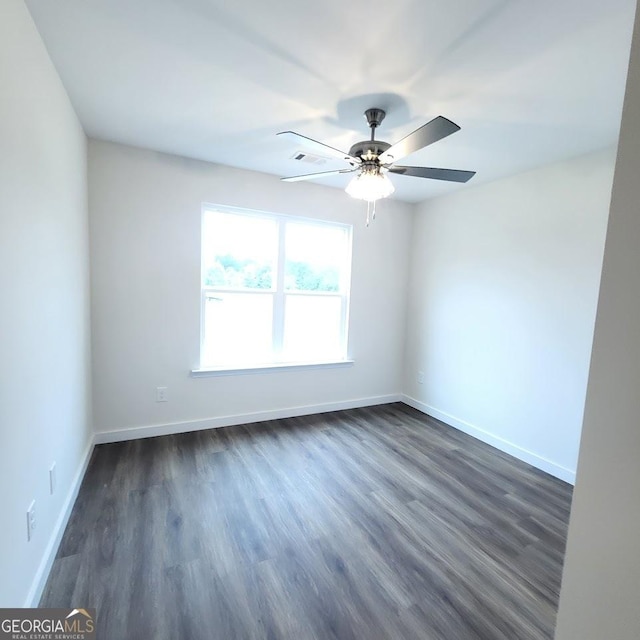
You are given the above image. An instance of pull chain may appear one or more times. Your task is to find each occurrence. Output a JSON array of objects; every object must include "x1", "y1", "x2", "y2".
[{"x1": 366, "y1": 200, "x2": 378, "y2": 227}]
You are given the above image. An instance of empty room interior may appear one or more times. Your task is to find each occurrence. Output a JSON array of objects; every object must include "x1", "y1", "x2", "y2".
[{"x1": 3, "y1": 0, "x2": 640, "y2": 638}]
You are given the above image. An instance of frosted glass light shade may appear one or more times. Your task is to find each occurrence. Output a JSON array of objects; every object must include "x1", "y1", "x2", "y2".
[{"x1": 345, "y1": 169, "x2": 395, "y2": 202}]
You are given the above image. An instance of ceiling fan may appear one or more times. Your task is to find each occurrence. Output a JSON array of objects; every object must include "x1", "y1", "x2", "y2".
[{"x1": 278, "y1": 109, "x2": 475, "y2": 224}]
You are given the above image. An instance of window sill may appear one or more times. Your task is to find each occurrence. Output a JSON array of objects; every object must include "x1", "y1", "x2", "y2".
[{"x1": 191, "y1": 359, "x2": 354, "y2": 378}]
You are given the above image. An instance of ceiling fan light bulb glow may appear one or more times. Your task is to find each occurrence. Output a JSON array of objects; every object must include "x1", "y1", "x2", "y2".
[{"x1": 345, "y1": 169, "x2": 395, "y2": 202}]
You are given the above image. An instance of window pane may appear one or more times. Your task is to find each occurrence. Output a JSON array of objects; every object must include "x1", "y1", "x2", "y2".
[
  {"x1": 202, "y1": 211, "x2": 277, "y2": 290},
  {"x1": 202, "y1": 292, "x2": 273, "y2": 366},
  {"x1": 284, "y1": 223, "x2": 349, "y2": 292},
  {"x1": 283, "y1": 295, "x2": 343, "y2": 361}
]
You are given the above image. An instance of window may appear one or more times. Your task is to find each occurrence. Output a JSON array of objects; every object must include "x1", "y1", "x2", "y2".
[{"x1": 200, "y1": 205, "x2": 352, "y2": 370}]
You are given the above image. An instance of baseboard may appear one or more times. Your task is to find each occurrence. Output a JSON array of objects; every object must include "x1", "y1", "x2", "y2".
[
  {"x1": 23, "y1": 436, "x2": 95, "y2": 607},
  {"x1": 94, "y1": 394, "x2": 403, "y2": 444},
  {"x1": 401, "y1": 395, "x2": 576, "y2": 485}
]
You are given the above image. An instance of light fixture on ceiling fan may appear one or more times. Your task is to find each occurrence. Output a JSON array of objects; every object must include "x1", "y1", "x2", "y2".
[{"x1": 278, "y1": 108, "x2": 476, "y2": 225}]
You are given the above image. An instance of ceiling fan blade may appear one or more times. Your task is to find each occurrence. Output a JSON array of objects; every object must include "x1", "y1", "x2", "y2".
[
  {"x1": 277, "y1": 131, "x2": 361, "y2": 165},
  {"x1": 281, "y1": 168, "x2": 358, "y2": 182},
  {"x1": 388, "y1": 165, "x2": 476, "y2": 183},
  {"x1": 379, "y1": 116, "x2": 461, "y2": 164}
]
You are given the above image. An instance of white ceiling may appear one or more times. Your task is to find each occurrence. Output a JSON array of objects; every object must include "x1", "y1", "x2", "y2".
[{"x1": 25, "y1": 0, "x2": 636, "y2": 203}]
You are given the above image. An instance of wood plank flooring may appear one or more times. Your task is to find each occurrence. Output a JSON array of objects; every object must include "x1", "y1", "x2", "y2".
[{"x1": 40, "y1": 403, "x2": 573, "y2": 639}]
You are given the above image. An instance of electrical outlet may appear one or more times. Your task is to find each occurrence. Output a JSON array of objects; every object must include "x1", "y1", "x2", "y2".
[
  {"x1": 156, "y1": 386, "x2": 168, "y2": 402},
  {"x1": 417, "y1": 371, "x2": 425, "y2": 384},
  {"x1": 27, "y1": 501, "x2": 36, "y2": 541},
  {"x1": 49, "y1": 462, "x2": 57, "y2": 495}
]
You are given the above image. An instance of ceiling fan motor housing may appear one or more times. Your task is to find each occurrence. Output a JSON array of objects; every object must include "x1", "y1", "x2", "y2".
[{"x1": 348, "y1": 140, "x2": 391, "y2": 163}]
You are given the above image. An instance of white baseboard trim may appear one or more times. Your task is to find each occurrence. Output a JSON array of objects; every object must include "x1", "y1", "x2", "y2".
[
  {"x1": 94, "y1": 394, "x2": 403, "y2": 444},
  {"x1": 24, "y1": 437, "x2": 95, "y2": 607},
  {"x1": 401, "y1": 395, "x2": 576, "y2": 485}
]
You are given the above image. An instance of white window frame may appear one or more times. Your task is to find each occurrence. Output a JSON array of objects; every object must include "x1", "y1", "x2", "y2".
[{"x1": 193, "y1": 204, "x2": 354, "y2": 376}]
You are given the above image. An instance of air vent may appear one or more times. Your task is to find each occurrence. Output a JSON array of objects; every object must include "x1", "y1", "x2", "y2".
[{"x1": 290, "y1": 151, "x2": 328, "y2": 165}]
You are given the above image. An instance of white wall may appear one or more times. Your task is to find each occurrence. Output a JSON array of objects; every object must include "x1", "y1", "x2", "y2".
[
  {"x1": 403, "y1": 149, "x2": 616, "y2": 482},
  {"x1": 555, "y1": 1, "x2": 640, "y2": 636},
  {"x1": 88, "y1": 140, "x2": 412, "y2": 438},
  {"x1": 0, "y1": 0, "x2": 91, "y2": 607}
]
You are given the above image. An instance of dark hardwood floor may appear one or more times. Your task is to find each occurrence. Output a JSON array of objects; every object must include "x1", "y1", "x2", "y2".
[{"x1": 40, "y1": 403, "x2": 573, "y2": 639}]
